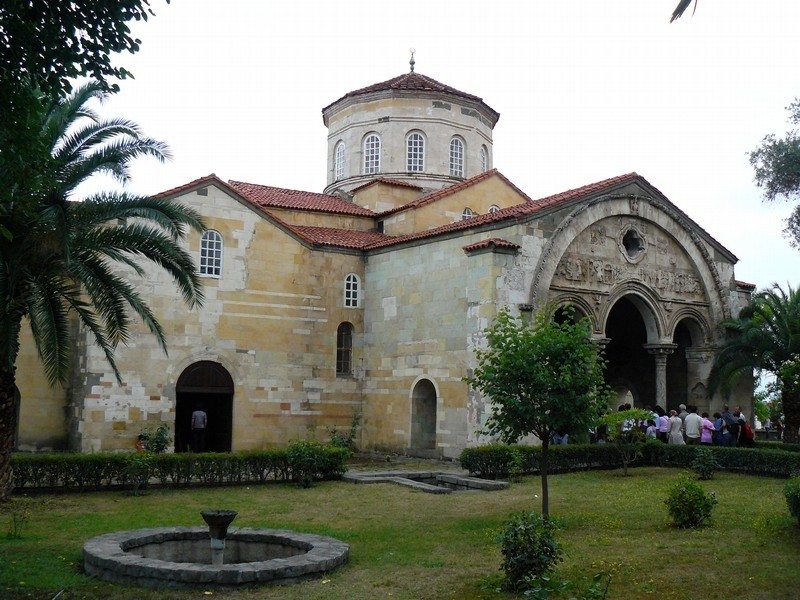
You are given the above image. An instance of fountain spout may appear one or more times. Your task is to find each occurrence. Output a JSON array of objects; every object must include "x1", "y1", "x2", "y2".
[{"x1": 200, "y1": 510, "x2": 237, "y2": 566}]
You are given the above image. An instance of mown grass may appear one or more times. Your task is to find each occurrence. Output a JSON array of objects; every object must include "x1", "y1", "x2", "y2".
[{"x1": 1, "y1": 467, "x2": 798, "y2": 599}]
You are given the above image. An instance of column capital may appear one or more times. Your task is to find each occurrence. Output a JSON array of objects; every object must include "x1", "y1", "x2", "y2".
[{"x1": 643, "y1": 343, "x2": 678, "y2": 356}]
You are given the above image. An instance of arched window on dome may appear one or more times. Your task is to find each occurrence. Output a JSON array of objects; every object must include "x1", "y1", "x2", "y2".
[
  {"x1": 336, "y1": 322, "x2": 354, "y2": 376},
  {"x1": 461, "y1": 207, "x2": 475, "y2": 220},
  {"x1": 406, "y1": 131, "x2": 425, "y2": 172},
  {"x1": 449, "y1": 137, "x2": 465, "y2": 178},
  {"x1": 489, "y1": 205, "x2": 500, "y2": 214},
  {"x1": 363, "y1": 134, "x2": 381, "y2": 174},
  {"x1": 344, "y1": 273, "x2": 361, "y2": 308},
  {"x1": 334, "y1": 141, "x2": 346, "y2": 181},
  {"x1": 479, "y1": 145, "x2": 489, "y2": 173},
  {"x1": 199, "y1": 230, "x2": 223, "y2": 278}
]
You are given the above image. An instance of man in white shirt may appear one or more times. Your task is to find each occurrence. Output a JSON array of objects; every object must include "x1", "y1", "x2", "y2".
[{"x1": 684, "y1": 405, "x2": 703, "y2": 445}]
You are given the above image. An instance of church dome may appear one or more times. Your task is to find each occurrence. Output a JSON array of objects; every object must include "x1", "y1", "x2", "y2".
[{"x1": 322, "y1": 70, "x2": 499, "y2": 196}]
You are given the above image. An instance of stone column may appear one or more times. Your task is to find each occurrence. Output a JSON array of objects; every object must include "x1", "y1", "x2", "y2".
[{"x1": 643, "y1": 343, "x2": 677, "y2": 408}]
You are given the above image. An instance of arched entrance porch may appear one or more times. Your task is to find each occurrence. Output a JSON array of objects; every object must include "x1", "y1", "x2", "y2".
[
  {"x1": 602, "y1": 295, "x2": 707, "y2": 412},
  {"x1": 175, "y1": 361, "x2": 234, "y2": 452}
]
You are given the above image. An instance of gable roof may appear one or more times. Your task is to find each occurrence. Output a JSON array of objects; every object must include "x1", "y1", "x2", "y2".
[
  {"x1": 377, "y1": 169, "x2": 532, "y2": 216},
  {"x1": 350, "y1": 177, "x2": 425, "y2": 194},
  {"x1": 228, "y1": 180, "x2": 376, "y2": 217},
  {"x1": 363, "y1": 172, "x2": 644, "y2": 250}
]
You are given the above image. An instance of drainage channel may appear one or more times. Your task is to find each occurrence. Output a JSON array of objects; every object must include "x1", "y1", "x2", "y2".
[{"x1": 342, "y1": 470, "x2": 509, "y2": 494}]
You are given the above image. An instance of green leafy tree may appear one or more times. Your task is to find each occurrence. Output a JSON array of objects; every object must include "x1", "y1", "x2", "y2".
[
  {"x1": 749, "y1": 99, "x2": 800, "y2": 248},
  {"x1": 709, "y1": 283, "x2": 800, "y2": 444},
  {"x1": 600, "y1": 408, "x2": 651, "y2": 476},
  {"x1": 0, "y1": 0, "x2": 169, "y2": 96},
  {"x1": 0, "y1": 81, "x2": 205, "y2": 501},
  {"x1": 465, "y1": 308, "x2": 610, "y2": 516}
]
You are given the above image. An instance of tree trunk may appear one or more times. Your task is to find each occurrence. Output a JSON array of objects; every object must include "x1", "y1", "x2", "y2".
[
  {"x1": 540, "y1": 439, "x2": 550, "y2": 517},
  {"x1": 783, "y1": 385, "x2": 800, "y2": 445},
  {"x1": 0, "y1": 366, "x2": 18, "y2": 501}
]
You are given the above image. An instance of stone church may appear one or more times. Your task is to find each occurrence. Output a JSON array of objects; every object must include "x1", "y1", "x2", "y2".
[{"x1": 15, "y1": 68, "x2": 753, "y2": 458}]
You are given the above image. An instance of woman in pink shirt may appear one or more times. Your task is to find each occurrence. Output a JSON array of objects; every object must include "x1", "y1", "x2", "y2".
[{"x1": 700, "y1": 412, "x2": 715, "y2": 446}]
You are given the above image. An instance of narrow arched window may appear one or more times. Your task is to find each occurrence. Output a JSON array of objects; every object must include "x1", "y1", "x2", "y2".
[
  {"x1": 479, "y1": 146, "x2": 488, "y2": 173},
  {"x1": 363, "y1": 134, "x2": 381, "y2": 174},
  {"x1": 199, "y1": 230, "x2": 223, "y2": 278},
  {"x1": 461, "y1": 207, "x2": 475, "y2": 220},
  {"x1": 344, "y1": 273, "x2": 360, "y2": 308},
  {"x1": 336, "y1": 322, "x2": 354, "y2": 376},
  {"x1": 449, "y1": 137, "x2": 464, "y2": 177},
  {"x1": 406, "y1": 131, "x2": 425, "y2": 172},
  {"x1": 334, "y1": 141, "x2": 346, "y2": 181}
]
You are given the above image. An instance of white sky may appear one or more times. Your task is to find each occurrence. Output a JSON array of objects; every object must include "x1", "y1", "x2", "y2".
[{"x1": 95, "y1": 0, "x2": 800, "y2": 291}]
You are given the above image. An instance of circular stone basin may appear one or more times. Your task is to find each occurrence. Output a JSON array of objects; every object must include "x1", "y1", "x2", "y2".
[{"x1": 83, "y1": 527, "x2": 349, "y2": 588}]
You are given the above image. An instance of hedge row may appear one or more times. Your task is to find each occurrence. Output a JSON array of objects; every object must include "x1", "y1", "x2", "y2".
[
  {"x1": 459, "y1": 441, "x2": 800, "y2": 479},
  {"x1": 11, "y1": 446, "x2": 350, "y2": 492}
]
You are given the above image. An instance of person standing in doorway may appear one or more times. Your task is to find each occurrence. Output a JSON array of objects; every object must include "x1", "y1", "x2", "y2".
[{"x1": 191, "y1": 405, "x2": 208, "y2": 452}]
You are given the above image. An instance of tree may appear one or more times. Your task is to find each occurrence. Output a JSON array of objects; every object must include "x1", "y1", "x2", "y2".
[
  {"x1": 709, "y1": 284, "x2": 800, "y2": 444},
  {"x1": 599, "y1": 408, "x2": 652, "y2": 476},
  {"x1": 749, "y1": 99, "x2": 800, "y2": 248},
  {"x1": 0, "y1": 0, "x2": 169, "y2": 96},
  {"x1": 465, "y1": 308, "x2": 610, "y2": 516},
  {"x1": 0, "y1": 81, "x2": 205, "y2": 500}
]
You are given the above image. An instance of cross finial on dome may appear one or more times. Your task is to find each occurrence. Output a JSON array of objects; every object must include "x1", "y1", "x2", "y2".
[{"x1": 409, "y1": 48, "x2": 415, "y2": 72}]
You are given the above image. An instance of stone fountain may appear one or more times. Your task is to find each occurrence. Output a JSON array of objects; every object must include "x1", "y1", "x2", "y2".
[
  {"x1": 83, "y1": 509, "x2": 349, "y2": 588},
  {"x1": 200, "y1": 509, "x2": 237, "y2": 565}
]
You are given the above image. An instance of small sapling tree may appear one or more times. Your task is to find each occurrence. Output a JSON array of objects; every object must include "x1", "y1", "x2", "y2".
[
  {"x1": 600, "y1": 408, "x2": 652, "y2": 476},
  {"x1": 466, "y1": 307, "x2": 610, "y2": 516}
]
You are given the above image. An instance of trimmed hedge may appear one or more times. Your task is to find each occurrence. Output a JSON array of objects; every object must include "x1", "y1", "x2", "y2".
[
  {"x1": 11, "y1": 446, "x2": 348, "y2": 492},
  {"x1": 460, "y1": 441, "x2": 800, "y2": 479}
]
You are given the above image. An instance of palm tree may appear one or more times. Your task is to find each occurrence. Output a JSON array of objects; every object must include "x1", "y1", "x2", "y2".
[
  {"x1": 0, "y1": 82, "x2": 205, "y2": 500},
  {"x1": 670, "y1": 0, "x2": 698, "y2": 23},
  {"x1": 709, "y1": 283, "x2": 800, "y2": 444}
]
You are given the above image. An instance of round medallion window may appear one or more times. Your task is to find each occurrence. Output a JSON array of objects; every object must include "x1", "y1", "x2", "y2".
[{"x1": 619, "y1": 227, "x2": 646, "y2": 263}]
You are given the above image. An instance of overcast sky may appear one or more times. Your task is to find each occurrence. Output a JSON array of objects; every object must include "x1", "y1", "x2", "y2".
[{"x1": 92, "y1": 0, "x2": 800, "y2": 291}]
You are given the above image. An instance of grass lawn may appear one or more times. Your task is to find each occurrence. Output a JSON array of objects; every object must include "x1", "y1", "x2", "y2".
[{"x1": 1, "y1": 467, "x2": 799, "y2": 599}]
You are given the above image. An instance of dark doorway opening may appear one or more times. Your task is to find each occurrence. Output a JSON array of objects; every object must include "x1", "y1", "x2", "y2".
[
  {"x1": 604, "y1": 297, "x2": 652, "y2": 408},
  {"x1": 175, "y1": 361, "x2": 234, "y2": 453},
  {"x1": 410, "y1": 379, "x2": 437, "y2": 453}
]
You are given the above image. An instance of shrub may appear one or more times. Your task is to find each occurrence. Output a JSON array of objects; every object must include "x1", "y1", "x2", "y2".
[
  {"x1": 691, "y1": 447, "x2": 720, "y2": 480},
  {"x1": 140, "y1": 424, "x2": 172, "y2": 454},
  {"x1": 287, "y1": 440, "x2": 327, "y2": 488},
  {"x1": 665, "y1": 474, "x2": 717, "y2": 528},
  {"x1": 785, "y1": 476, "x2": 800, "y2": 525},
  {"x1": 326, "y1": 411, "x2": 361, "y2": 452},
  {"x1": 497, "y1": 511, "x2": 563, "y2": 591}
]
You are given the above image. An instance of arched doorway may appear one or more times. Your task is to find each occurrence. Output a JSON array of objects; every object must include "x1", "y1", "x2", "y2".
[
  {"x1": 410, "y1": 379, "x2": 437, "y2": 454},
  {"x1": 604, "y1": 297, "x2": 654, "y2": 408},
  {"x1": 175, "y1": 361, "x2": 234, "y2": 452}
]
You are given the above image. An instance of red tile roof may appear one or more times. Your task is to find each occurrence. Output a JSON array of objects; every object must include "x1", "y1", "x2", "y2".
[
  {"x1": 351, "y1": 177, "x2": 425, "y2": 193},
  {"x1": 154, "y1": 174, "x2": 227, "y2": 199},
  {"x1": 378, "y1": 169, "x2": 532, "y2": 216},
  {"x1": 286, "y1": 225, "x2": 389, "y2": 250},
  {"x1": 463, "y1": 238, "x2": 520, "y2": 253},
  {"x1": 228, "y1": 180, "x2": 376, "y2": 217},
  {"x1": 364, "y1": 172, "x2": 641, "y2": 249},
  {"x1": 322, "y1": 71, "x2": 499, "y2": 123},
  {"x1": 735, "y1": 280, "x2": 757, "y2": 290}
]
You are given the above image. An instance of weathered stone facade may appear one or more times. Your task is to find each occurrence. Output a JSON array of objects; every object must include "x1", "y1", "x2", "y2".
[{"x1": 15, "y1": 70, "x2": 752, "y2": 458}]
